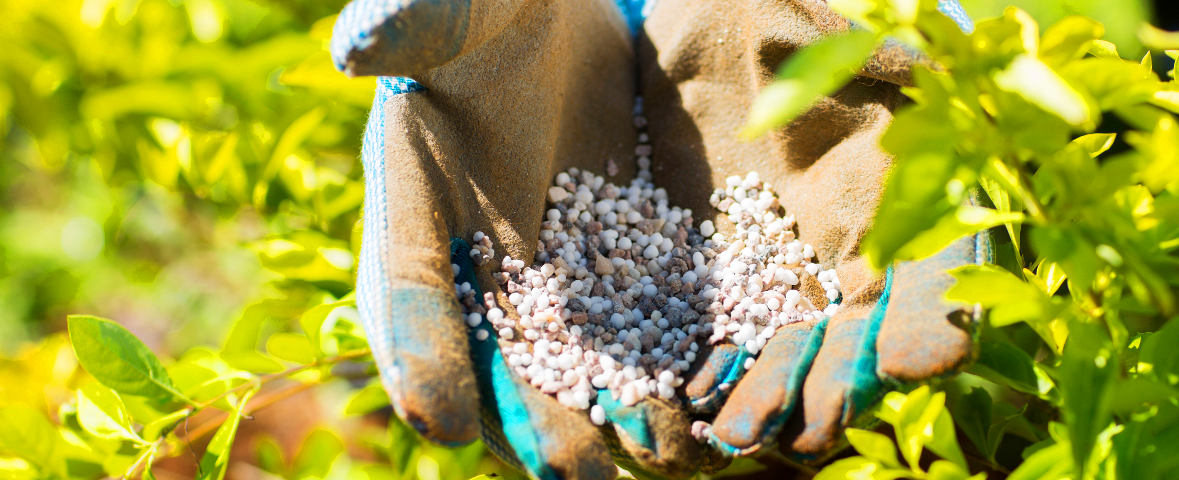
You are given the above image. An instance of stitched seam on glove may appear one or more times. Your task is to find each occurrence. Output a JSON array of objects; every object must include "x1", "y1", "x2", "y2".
[{"x1": 357, "y1": 75, "x2": 405, "y2": 418}]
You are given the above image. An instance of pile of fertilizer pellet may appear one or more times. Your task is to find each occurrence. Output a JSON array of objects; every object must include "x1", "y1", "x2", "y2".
[{"x1": 453, "y1": 103, "x2": 841, "y2": 426}]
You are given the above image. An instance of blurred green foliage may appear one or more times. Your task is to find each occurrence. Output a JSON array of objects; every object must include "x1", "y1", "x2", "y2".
[
  {"x1": 0, "y1": 0, "x2": 522, "y2": 477},
  {"x1": 0, "y1": 0, "x2": 373, "y2": 352},
  {"x1": 3, "y1": 0, "x2": 1179, "y2": 478},
  {"x1": 753, "y1": 0, "x2": 1179, "y2": 477}
]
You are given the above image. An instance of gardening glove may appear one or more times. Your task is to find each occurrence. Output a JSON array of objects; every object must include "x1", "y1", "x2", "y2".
[
  {"x1": 331, "y1": 0, "x2": 711, "y2": 477},
  {"x1": 636, "y1": 0, "x2": 991, "y2": 459}
]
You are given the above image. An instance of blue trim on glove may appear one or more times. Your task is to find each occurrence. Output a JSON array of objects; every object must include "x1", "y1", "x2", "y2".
[
  {"x1": 379, "y1": 76, "x2": 426, "y2": 95},
  {"x1": 688, "y1": 346, "x2": 754, "y2": 412},
  {"x1": 612, "y1": 0, "x2": 655, "y2": 35},
  {"x1": 706, "y1": 267, "x2": 893, "y2": 457},
  {"x1": 937, "y1": 0, "x2": 975, "y2": 33},
  {"x1": 451, "y1": 238, "x2": 556, "y2": 480},
  {"x1": 596, "y1": 390, "x2": 653, "y2": 449},
  {"x1": 356, "y1": 67, "x2": 397, "y2": 417},
  {"x1": 845, "y1": 266, "x2": 893, "y2": 421}
]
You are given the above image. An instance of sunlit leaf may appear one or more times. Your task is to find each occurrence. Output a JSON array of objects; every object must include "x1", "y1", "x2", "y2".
[
  {"x1": 197, "y1": 388, "x2": 255, "y2": 480},
  {"x1": 1139, "y1": 24, "x2": 1179, "y2": 50},
  {"x1": 994, "y1": 54, "x2": 1092, "y2": 127},
  {"x1": 67, "y1": 315, "x2": 190, "y2": 405},
  {"x1": 892, "y1": 205, "x2": 1023, "y2": 264},
  {"x1": 1039, "y1": 16, "x2": 1104, "y2": 67},
  {"x1": 741, "y1": 29, "x2": 878, "y2": 139},
  {"x1": 344, "y1": 381, "x2": 391, "y2": 416},
  {"x1": 845, "y1": 429, "x2": 901, "y2": 468},
  {"x1": 1070, "y1": 133, "x2": 1116, "y2": 157},
  {"x1": 926, "y1": 460, "x2": 973, "y2": 480},
  {"x1": 0, "y1": 405, "x2": 61, "y2": 476},
  {"x1": 814, "y1": 456, "x2": 907, "y2": 480},
  {"x1": 266, "y1": 332, "x2": 316, "y2": 364},
  {"x1": 1007, "y1": 442, "x2": 1071, "y2": 480},
  {"x1": 946, "y1": 264, "x2": 1057, "y2": 327},
  {"x1": 76, "y1": 384, "x2": 142, "y2": 443},
  {"x1": 141, "y1": 409, "x2": 192, "y2": 441},
  {"x1": 300, "y1": 300, "x2": 354, "y2": 355}
]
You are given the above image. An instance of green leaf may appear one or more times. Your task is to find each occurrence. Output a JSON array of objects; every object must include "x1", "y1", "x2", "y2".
[
  {"x1": 1107, "y1": 378, "x2": 1179, "y2": 414},
  {"x1": 946, "y1": 265, "x2": 1056, "y2": 327},
  {"x1": 76, "y1": 384, "x2": 143, "y2": 443},
  {"x1": 1124, "y1": 115, "x2": 1179, "y2": 193},
  {"x1": 292, "y1": 429, "x2": 344, "y2": 479},
  {"x1": 1059, "y1": 323, "x2": 1116, "y2": 476},
  {"x1": 814, "y1": 456, "x2": 908, "y2": 480},
  {"x1": 255, "y1": 436, "x2": 286, "y2": 475},
  {"x1": 926, "y1": 403, "x2": 968, "y2": 469},
  {"x1": 1140, "y1": 318, "x2": 1179, "y2": 381},
  {"x1": 1039, "y1": 16, "x2": 1105, "y2": 67},
  {"x1": 67, "y1": 315, "x2": 190, "y2": 405},
  {"x1": 741, "y1": 29, "x2": 878, "y2": 139},
  {"x1": 222, "y1": 351, "x2": 286, "y2": 374},
  {"x1": 980, "y1": 161, "x2": 1024, "y2": 264},
  {"x1": 926, "y1": 460, "x2": 972, "y2": 480},
  {"x1": 890, "y1": 387, "x2": 935, "y2": 468},
  {"x1": 142, "y1": 409, "x2": 192, "y2": 441},
  {"x1": 969, "y1": 340, "x2": 1042, "y2": 395},
  {"x1": 994, "y1": 54, "x2": 1093, "y2": 128},
  {"x1": 951, "y1": 388, "x2": 994, "y2": 460},
  {"x1": 845, "y1": 429, "x2": 902, "y2": 468},
  {"x1": 266, "y1": 333, "x2": 316, "y2": 364},
  {"x1": 893, "y1": 206, "x2": 1023, "y2": 263},
  {"x1": 863, "y1": 151, "x2": 958, "y2": 270},
  {"x1": 1070, "y1": 133, "x2": 1117, "y2": 157},
  {"x1": 1029, "y1": 260, "x2": 1068, "y2": 296},
  {"x1": 251, "y1": 232, "x2": 353, "y2": 283},
  {"x1": 1008, "y1": 442, "x2": 1072, "y2": 480},
  {"x1": 1139, "y1": 24, "x2": 1179, "y2": 50},
  {"x1": 344, "y1": 381, "x2": 391, "y2": 416},
  {"x1": 254, "y1": 108, "x2": 326, "y2": 207},
  {"x1": 1029, "y1": 227, "x2": 1098, "y2": 295},
  {"x1": 0, "y1": 405, "x2": 61, "y2": 475},
  {"x1": 710, "y1": 457, "x2": 767, "y2": 478},
  {"x1": 169, "y1": 349, "x2": 252, "y2": 408},
  {"x1": 1062, "y1": 57, "x2": 1159, "y2": 112},
  {"x1": 299, "y1": 300, "x2": 353, "y2": 355},
  {"x1": 1088, "y1": 40, "x2": 1119, "y2": 58},
  {"x1": 198, "y1": 388, "x2": 255, "y2": 480}
]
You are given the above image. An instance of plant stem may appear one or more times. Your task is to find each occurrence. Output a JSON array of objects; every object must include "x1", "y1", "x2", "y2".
[
  {"x1": 192, "y1": 348, "x2": 371, "y2": 412},
  {"x1": 124, "y1": 348, "x2": 372, "y2": 479}
]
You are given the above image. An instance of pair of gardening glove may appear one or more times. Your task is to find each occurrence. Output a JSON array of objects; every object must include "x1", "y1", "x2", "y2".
[
  {"x1": 331, "y1": 0, "x2": 989, "y2": 477},
  {"x1": 334, "y1": 2, "x2": 701, "y2": 478}
]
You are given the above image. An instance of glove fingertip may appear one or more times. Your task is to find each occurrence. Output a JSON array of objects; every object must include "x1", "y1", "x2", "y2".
[
  {"x1": 376, "y1": 287, "x2": 482, "y2": 445},
  {"x1": 709, "y1": 321, "x2": 821, "y2": 453},
  {"x1": 330, "y1": 0, "x2": 471, "y2": 76},
  {"x1": 598, "y1": 393, "x2": 708, "y2": 479},
  {"x1": 682, "y1": 343, "x2": 751, "y2": 414},
  {"x1": 876, "y1": 235, "x2": 979, "y2": 382}
]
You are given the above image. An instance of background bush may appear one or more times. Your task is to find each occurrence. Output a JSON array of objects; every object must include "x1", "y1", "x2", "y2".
[{"x1": 0, "y1": 0, "x2": 1176, "y2": 478}]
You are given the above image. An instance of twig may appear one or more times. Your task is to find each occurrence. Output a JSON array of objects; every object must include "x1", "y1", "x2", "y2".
[
  {"x1": 123, "y1": 348, "x2": 372, "y2": 479},
  {"x1": 192, "y1": 348, "x2": 371, "y2": 412}
]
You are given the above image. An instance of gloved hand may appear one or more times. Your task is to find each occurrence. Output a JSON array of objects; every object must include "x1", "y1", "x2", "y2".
[
  {"x1": 635, "y1": 0, "x2": 990, "y2": 459},
  {"x1": 330, "y1": 0, "x2": 713, "y2": 477}
]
